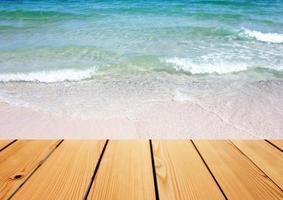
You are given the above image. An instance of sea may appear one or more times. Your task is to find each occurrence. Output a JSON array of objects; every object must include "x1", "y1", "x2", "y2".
[{"x1": 1, "y1": 0, "x2": 283, "y2": 81}]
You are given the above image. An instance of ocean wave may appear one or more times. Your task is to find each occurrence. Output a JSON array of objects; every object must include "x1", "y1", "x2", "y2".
[
  {"x1": 165, "y1": 57, "x2": 250, "y2": 74},
  {"x1": 0, "y1": 68, "x2": 96, "y2": 83},
  {"x1": 242, "y1": 28, "x2": 283, "y2": 43}
]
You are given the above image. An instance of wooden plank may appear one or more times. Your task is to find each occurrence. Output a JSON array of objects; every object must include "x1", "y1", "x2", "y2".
[
  {"x1": 87, "y1": 140, "x2": 155, "y2": 200},
  {"x1": 194, "y1": 140, "x2": 283, "y2": 200},
  {"x1": 152, "y1": 140, "x2": 225, "y2": 200},
  {"x1": 268, "y1": 140, "x2": 283, "y2": 151},
  {"x1": 0, "y1": 140, "x2": 60, "y2": 200},
  {"x1": 0, "y1": 140, "x2": 14, "y2": 151},
  {"x1": 232, "y1": 140, "x2": 283, "y2": 189},
  {"x1": 12, "y1": 140, "x2": 106, "y2": 200}
]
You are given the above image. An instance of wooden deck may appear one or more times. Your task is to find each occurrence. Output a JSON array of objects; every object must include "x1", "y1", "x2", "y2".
[{"x1": 0, "y1": 140, "x2": 282, "y2": 200}]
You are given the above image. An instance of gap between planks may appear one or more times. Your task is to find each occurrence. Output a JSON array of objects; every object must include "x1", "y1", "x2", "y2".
[
  {"x1": 11, "y1": 140, "x2": 106, "y2": 200},
  {"x1": 0, "y1": 140, "x2": 16, "y2": 152},
  {"x1": 87, "y1": 140, "x2": 156, "y2": 200},
  {"x1": 0, "y1": 140, "x2": 63, "y2": 200},
  {"x1": 231, "y1": 140, "x2": 283, "y2": 190},
  {"x1": 266, "y1": 140, "x2": 283, "y2": 152},
  {"x1": 193, "y1": 140, "x2": 283, "y2": 200},
  {"x1": 152, "y1": 140, "x2": 226, "y2": 200}
]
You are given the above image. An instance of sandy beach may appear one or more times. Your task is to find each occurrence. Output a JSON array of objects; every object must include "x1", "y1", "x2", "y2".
[{"x1": 1, "y1": 72, "x2": 283, "y2": 139}]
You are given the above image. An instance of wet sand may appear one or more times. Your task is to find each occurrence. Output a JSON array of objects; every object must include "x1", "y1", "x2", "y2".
[
  {"x1": 0, "y1": 101, "x2": 256, "y2": 139},
  {"x1": 0, "y1": 73, "x2": 283, "y2": 139}
]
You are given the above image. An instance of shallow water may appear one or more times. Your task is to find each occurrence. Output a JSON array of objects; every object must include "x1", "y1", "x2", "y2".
[{"x1": 0, "y1": 0, "x2": 283, "y2": 81}]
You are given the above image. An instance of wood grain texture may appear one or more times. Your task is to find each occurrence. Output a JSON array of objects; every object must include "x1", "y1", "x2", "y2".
[
  {"x1": 88, "y1": 140, "x2": 155, "y2": 200},
  {"x1": 152, "y1": 140, "x2": 225, "y2": 200},
  {"x1": 0, "y1": 140, "x2": 13, "y2": 151},
  {"x1": 232, "y1": 140, "x2": 283, "y2": 189},
  {"x1": 194, "y1": 140, "x2": 283, "y2": 200},
  {"x1": 0, "y1": 140, "x2": 60, "y2": 200},
  {"x1": 268, "y1": 140, "x2": 283, "y2": 151},
  {"x1": 12, "y1": 140, "x2": 106, "y2": 200}
]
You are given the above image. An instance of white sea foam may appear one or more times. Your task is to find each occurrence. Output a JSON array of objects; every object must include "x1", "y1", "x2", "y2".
[
  {"x1": 165, "y1": 57, "x2": 249, "y2": 74},
  {"x1": 0, "y1": 68, "x2": 96, "y2": 83},
  {"x1": 243, "y1": 28, "x2": 283, "y2": 43}
]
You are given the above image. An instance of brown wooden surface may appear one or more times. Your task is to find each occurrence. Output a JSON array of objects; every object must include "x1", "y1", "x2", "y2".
[
  {"x1": 12, "y1": 140, "x2": 106, "y2": 200},
  {"x1": 232, "y1": 140, "x2": 283, "y2": 189},
  {"x1": 152, "y1": 140, "x2": 225, "y2": 200},
  {"x1": 0, "y1": 140, "x2": 282, "y2": 200},
  {"x1": 87, "y1": 140, "x2": 155, "y2": 200},
  {"x1": 0, "y1": 140, "x2": 60, "y2": 199},
  {"x1": 194, "y1": 140, "x2": 283, "y2": 200},
  {"x1": 0, "y1": 140, "x2": 13, "y2": 150}
]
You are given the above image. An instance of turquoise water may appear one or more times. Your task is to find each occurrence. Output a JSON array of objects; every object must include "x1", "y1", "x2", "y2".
[{"x1": 0, "y1": 0, "x2": 283, "y2": 82}]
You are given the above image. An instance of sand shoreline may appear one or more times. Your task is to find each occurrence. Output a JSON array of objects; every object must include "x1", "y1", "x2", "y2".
[
  {"x1": 1, "y1": 74, "x2": 283, "y2": 139},
  {"x1": 0, "y1": 99, "x2": 281, "y2": 139}
]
